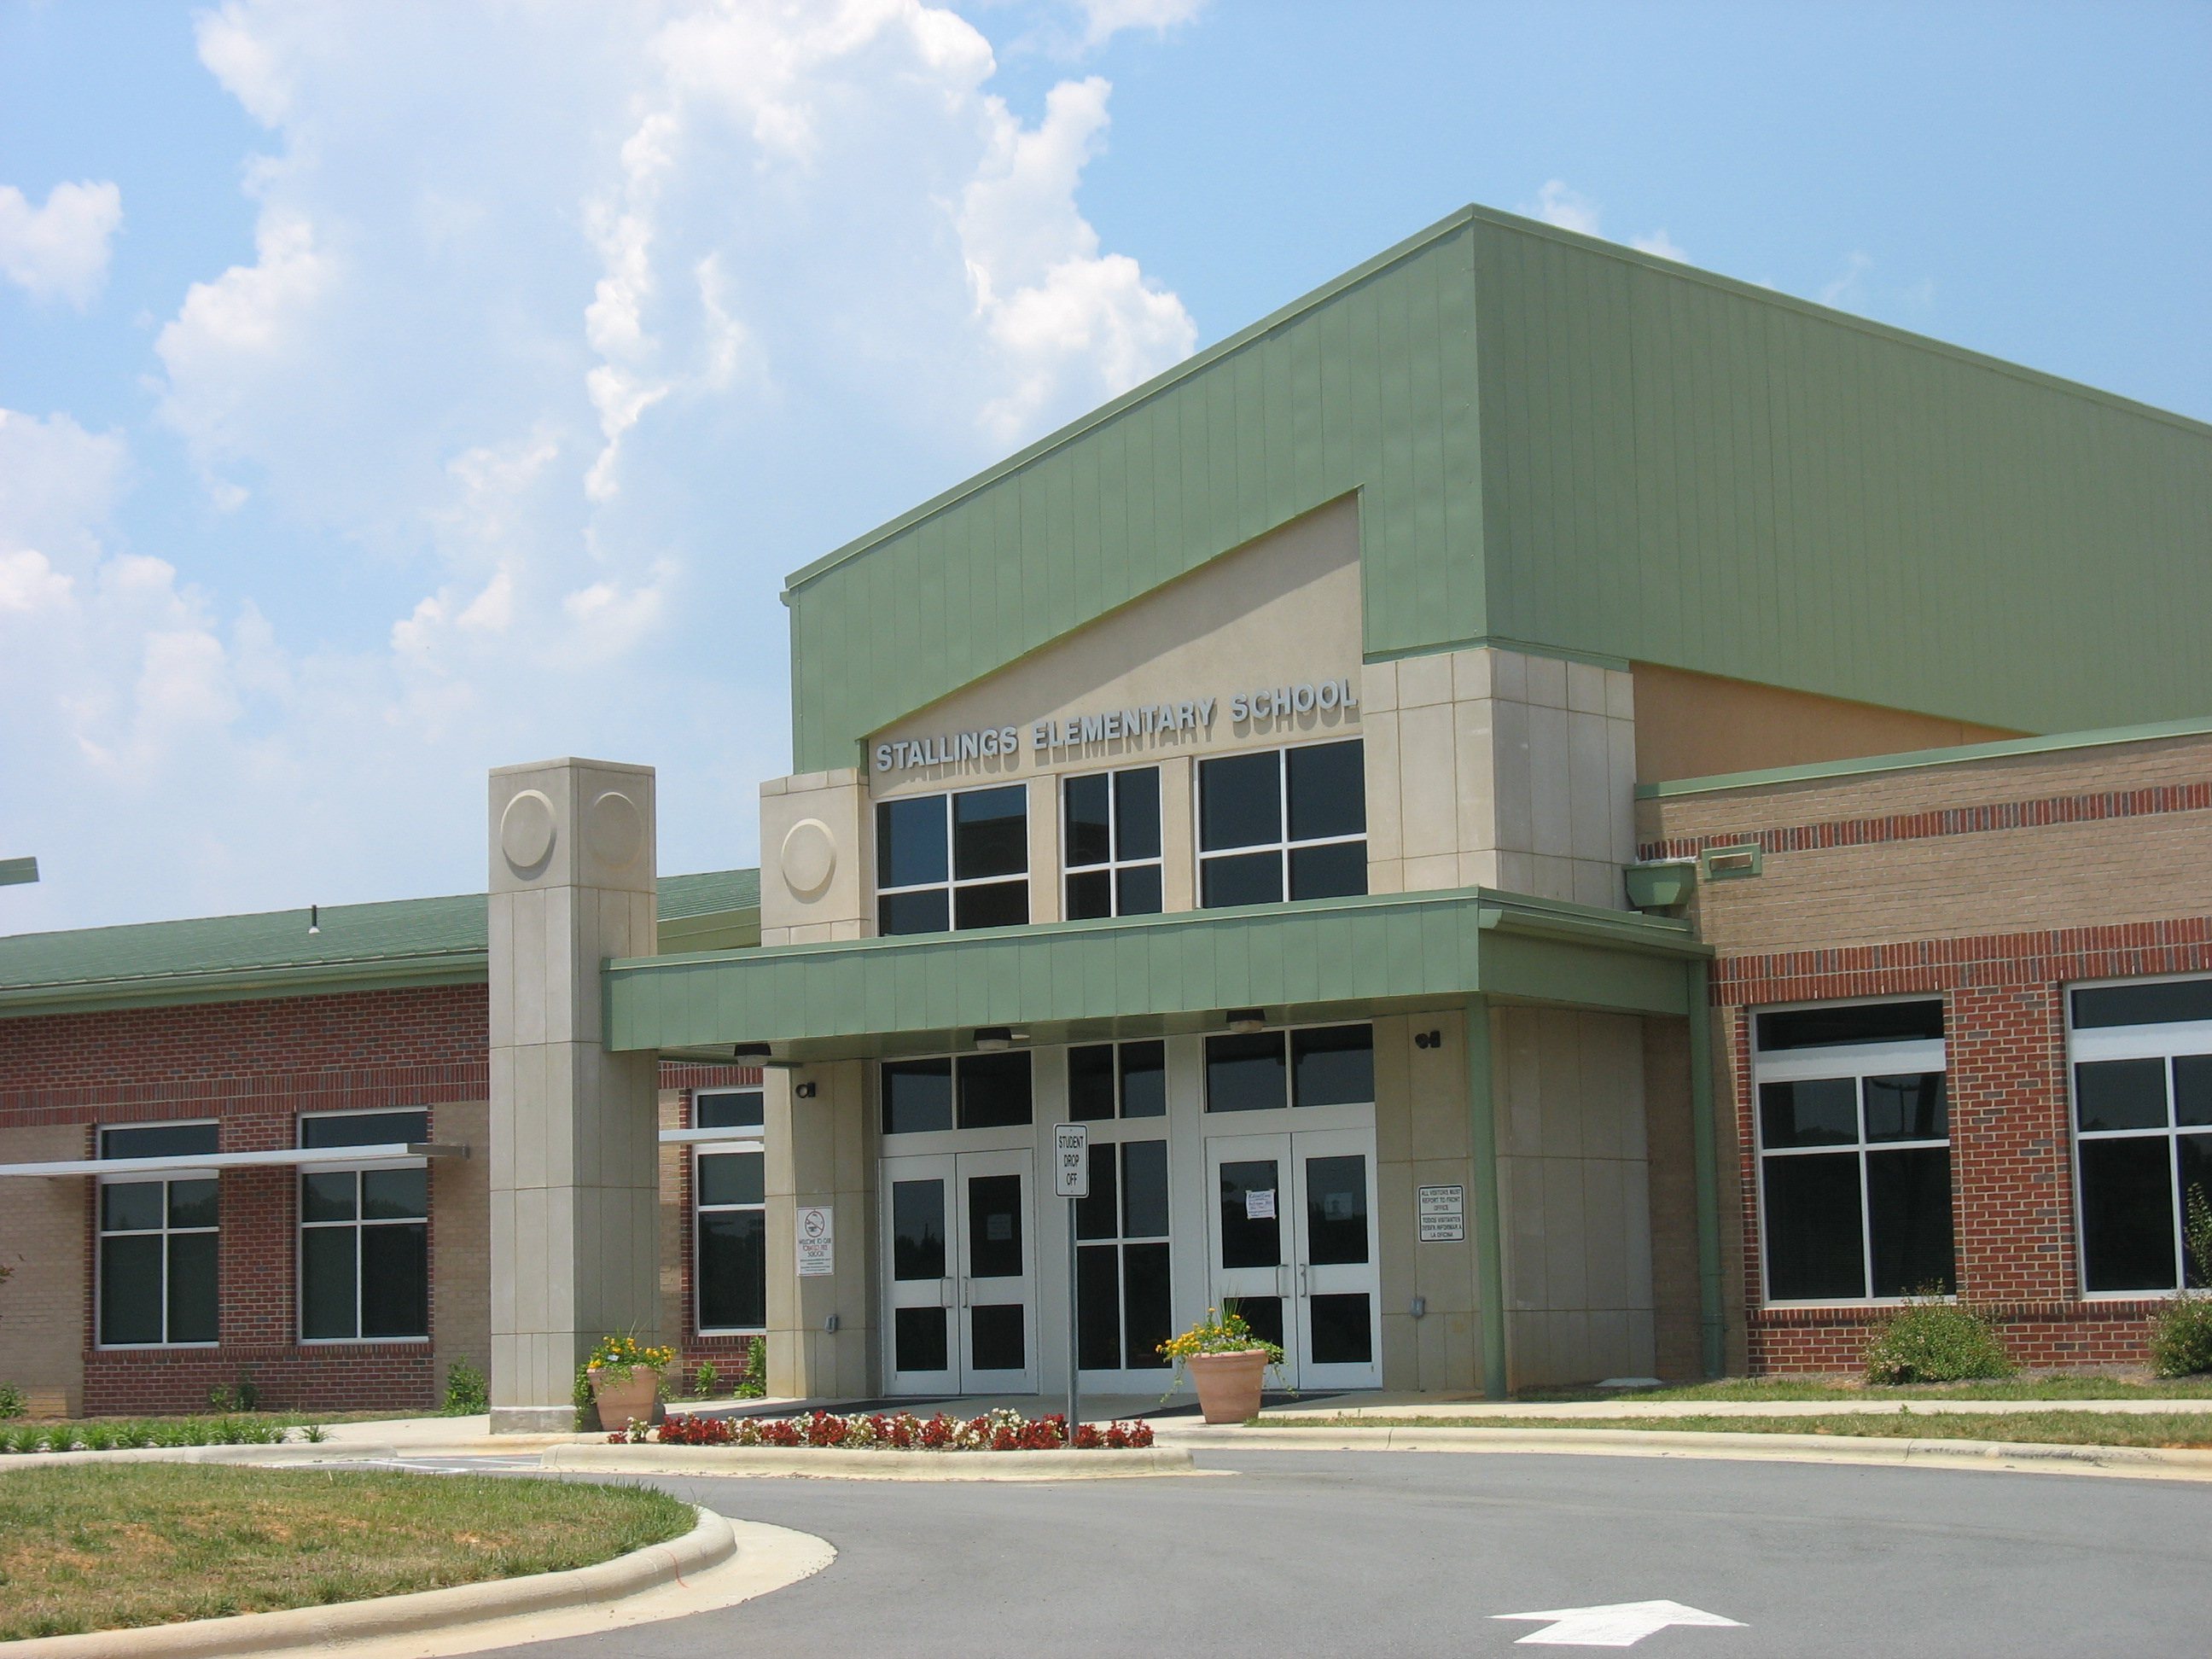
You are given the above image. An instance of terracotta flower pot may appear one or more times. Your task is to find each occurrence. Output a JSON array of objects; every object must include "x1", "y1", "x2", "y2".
[
  {"x1": 1185, "y1": 1348, "x2": 1268, "y2": 1424},
  {"x1": 587, "y1": 1365, "x2": 662, "y2": 1430}
]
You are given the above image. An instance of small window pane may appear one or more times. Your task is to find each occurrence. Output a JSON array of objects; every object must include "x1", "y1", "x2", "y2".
[
  {"x1": 1206, "y1": 1032, "x2": 1286, "y2": 1112},
  {"x1": 362, "y1": 1167, "x2": 427, "y2": 1220},
  {"x1": 2072, "y1": 979, "x2": 2212, "y2": 1030},
  {"x1": 101, "y1": 1122, "x2": 218, "y2": 1161},
  {"x1": 697, "y1": 1150, "x2": 764, "y2": 1208},
  {"x1": 953, "y1": 879, "x2": 1027, "y2": 930},
  {"x1": 1308, "y1": 1292, "x2": 1374, "y2": 1365},
  {"x1": 1075, "y1": 1144, "x2": 1120, "y2": 1241},
  {"x1": 895, "y1": 1305, "x2": 948, "y2": 1372},
  {"x1": 1122, "y1": 1242, "x2": 1172, "y2": 1369},
  {"x1": 2183, "y1": 1135, "x2": 2212, "y2": 1289},
  {"x1": 1289, "y1": 841, "x2": 1365, "y2": 900},
  {"x1": 101, "y1": 1181, "x2": 165, "y2": 1233},
  {"x1": 1199, "y1": 751, "x2": 1281, "y2": 851},
  {"x1": 1864, "y1": 1074, "x2": 1947, "y2": 1143},
  {"x1": 892, "y1": 1179, "x2": 946, "y2": 1280},
  {"x1": 1121, "y1": 1139, "x2": 1170, "y2": 1237},
  {"x1": 1293, "y1": 1025, "x2": 1374, "y2": 1108},
  {"x1": 1115, "y1": 768, "x2": 1161, "y2": 860},
  {"x1": 699, "y1": 1210, "x2": 767, "y2": 1330},
  {"x1": 1231, "y1": 1294, "x2": 1284, "y2": 1352},
  {"x1": 300, "y1": 1111, "x2": 428, "y2": 1150},
  {"x1": 1115, "y1": 865, "x2": 1162, "y2": 916},
  {"x1": 967, "y1": 1173, "x2": 1024, "y2": 1278},
  {"x1": 1867, "y1": 1147, "x2": 1955, "y2": 1296},
  {"x1": 2174, "y1": 1057, "x2": 2212, "y2": 1127},
  {"x1": 958, "y1": 1051, "x2": 1033, "y2": 1130},
  {"x1": 1064, "y1": 773, "x2": 1112, "y2": 867},
  {"x1": 167, "y1": 1179, "x2": 218, "y2": 1230},
  {"x1": 300, "y1": 1170, "x2": 358, "y2": 1224},
  {"x1": 1065, "y1": 870, "x2": 1113, "y2": 920},
  {"x1": 1120, "y1": 1040, "x2": 1167, "y2": 1119},
  {"x1": 166, "y1": 1231, "x2": 219, "y2": 1344},
  {"x1": 882, "y1": 1060, "x2": 953, "y2": 1135},
  {"x1": 98, "y1": 1234, "x2": 163, "y2": 1345},
  {"x1": 1760, "y1": 1078, "x2": 1859, "y2": 1148},
  {"x1": 1305, "y1": 1154, "x2": 1370, "y2": 1265},
  {"x1": 695, "y1": 1090, "x2": 764, "y2": 1130},
  {"x1": 300, "y1": 1226, "x2": 358, "y2": 1339},
  {"x1": 1217, "y1": 1159, "x2": 1282, "y2": 1268},
  {"x1": 1077, "y1": 1244, "x2": 1122, "y2": 1369},
  {"x1": 360, "y1": 1223, "x2": 428, "y2": 1338},
  {"x1": 1762, "y1": 1151, "x2": 1866, "y2": 1300},
  {"x1": 1756, "y1": 1001, "x2": 1944, "y2": 1051},
  {"x1": 1286, "y1": 740, "x2": 1365, "y2": 841},
  {"x1": 2079, "y1": 1135, "x2": 2178, "y2": 1292},
  {"x1": 2075, "y1": 1059, "x2": 2168, "y2": 1132},
  {"x1": 1201, "y1": 851, "x2": 1282, "y2": 908},
  {"x1": 879, "y1": 888, "x2": 951, "y2": 935},
  {"x1": 1068, "y1": 1045, "x2": 1116, "y2": 1122},
  {"x1": 952, "y1": 786, "x2": 1027, "y2": 880},
  {"x1": 969, "y1": 1303, "x2": 1025, "y2": 1371},
  {"x1": 877, "y1": 795, "x2": 947, "y2": 888}
]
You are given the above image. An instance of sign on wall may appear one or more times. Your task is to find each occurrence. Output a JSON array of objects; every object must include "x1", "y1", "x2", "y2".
[
  {"x1": 1417, "y1": 1185, "x2": 1465, "y2": 1243},
  {"x1": 1054, "y1": 1123, "x2": 1090, "y2": 1198},
  {"x1": 796, "y1": 1205, "x2": 835, "y2": 1276}
]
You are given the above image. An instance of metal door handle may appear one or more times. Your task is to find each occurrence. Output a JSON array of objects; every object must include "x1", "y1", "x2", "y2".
[
  {"x1": 1298, "y1": 1263, "x2": 1309, "y2": 1299},
  {"x1": 959, "y1": 1277, "x2": 969, "y2": 1307}
]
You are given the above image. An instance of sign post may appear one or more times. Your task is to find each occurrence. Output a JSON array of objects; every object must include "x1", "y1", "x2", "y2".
[{"x1": 1053, "y1": 1122, "x2": 1089, "y2": 1439}]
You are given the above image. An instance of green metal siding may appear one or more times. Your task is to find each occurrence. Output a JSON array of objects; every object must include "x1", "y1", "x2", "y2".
[{"x1": 784, "y1": 205, "x2": 2212, "y2": 771}]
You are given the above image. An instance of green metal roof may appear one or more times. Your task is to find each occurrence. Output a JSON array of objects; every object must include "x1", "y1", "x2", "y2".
[
  {"x1": 605, "y1": 885, "x2": 1708, "y2": 1061},
  {"x1": 0, "y1": 867, "x2": 760, "y2": 1015},
  {"x1": 784, "y1": 202, "x2": 2212, "y2": 772}
]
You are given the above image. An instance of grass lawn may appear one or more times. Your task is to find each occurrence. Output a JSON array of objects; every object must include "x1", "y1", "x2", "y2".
[
  {"x1": 1517, "y1": 1374, "x2": 2212, "y2": 1404},
  {"x1": 0, "y1": 1464, "x2": 693, "y2": 1641},
  {"x1": 1262, "y1": 1411, "x2": 2212, "y2": 1449}
]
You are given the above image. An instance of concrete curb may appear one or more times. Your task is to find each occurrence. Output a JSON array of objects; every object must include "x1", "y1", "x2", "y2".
[
  {"x1": 1173, "y1": 1425, "x2": 2212, "y2": 1480},
  {"x1": 544, "y1": 1442, "x2": 1195, "y2": 1480},
  {"x1": 2, "y1": 1504, "x2": 736, "y2": 1657},
  {"x1": 0, "y1": 1444, "x2": 399, "y2": 1470}
]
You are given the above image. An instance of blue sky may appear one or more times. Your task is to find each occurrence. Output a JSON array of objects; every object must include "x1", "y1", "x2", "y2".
[{"x1": 3, "y1": 0, "x2": 2206, "y2": 934}]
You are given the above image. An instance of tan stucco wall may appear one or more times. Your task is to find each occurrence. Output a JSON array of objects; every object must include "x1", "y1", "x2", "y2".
[
  {"x1": 763, "y1": 1062, "x2": 872, "y2": 1398},
  {"x1": 1640, "y1": 1017, "x2": 1706, "y2": 1382},
  {"x1": 1373, "y1": 1011, "x2": 1482, "y2": 1392},
  {"x1": 431, "y1": 1098, "x2": 491, "y2": 1393},
  {"x1": 0, "y1": 1124, "x2": 90, "y2": 1416},
  {"x1": 1632, "y1": 661, "x2": 2018, "y2": 786}
]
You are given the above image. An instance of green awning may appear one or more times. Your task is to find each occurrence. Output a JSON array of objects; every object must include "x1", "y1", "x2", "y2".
[{"x1": 604, "y1": 886, "x2": 1708, "y2": 1062}]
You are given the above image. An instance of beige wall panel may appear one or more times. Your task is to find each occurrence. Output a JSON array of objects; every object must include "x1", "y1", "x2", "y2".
[
  {"x1": 433, "y1": 1098, "x2": 492, "y2": 1392},
  {"x1": 759, "y1": 768, "x2": 869, "y2": 940},
  {"x1": 1633, "y1": 661, "x2": 2019, "y2": 785},
  {"x1": 1641, "y1": 1017, "x2": 1704, "y2": 1382},
  {"x1": 0, "y1": 1125, "x2": 89, "y2": 1415}
]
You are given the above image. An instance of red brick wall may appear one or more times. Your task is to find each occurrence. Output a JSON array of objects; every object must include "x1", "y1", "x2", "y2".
[
  {"x1": 660, "y1": 1068, "x2": 767, "y2": 1392},
  {"x1": 1719, "y1": 924, "x2": 2212, "y2": 1373}
]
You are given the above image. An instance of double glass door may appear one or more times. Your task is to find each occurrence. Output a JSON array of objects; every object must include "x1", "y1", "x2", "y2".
[
  {"x1": 882, "y1": 1150, "x2": 1037, "y2": 1394},
  {"x1": 1206, "y1": 1128, "x2": 1382, "y2": 1390}
]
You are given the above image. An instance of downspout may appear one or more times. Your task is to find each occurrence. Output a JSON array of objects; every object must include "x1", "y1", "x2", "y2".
[
  {"x1": 1467, "y1": 996, "x2": 1510, "y2": 1399},
  {"x1": 1686, "y1": 957, "x2": 1725, "y2": 1378}
]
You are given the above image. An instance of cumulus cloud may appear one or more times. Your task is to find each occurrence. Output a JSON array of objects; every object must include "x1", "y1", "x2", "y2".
[
  {"x1": 1526, "y1": 178, "x2": 1686, "y2": 265},
  {"x1": 0, "y1": 179, "x2": 123, "y2": 306},
  {"x1": 1076, "y1": 0, "x2": 1206, "y2": 47}
]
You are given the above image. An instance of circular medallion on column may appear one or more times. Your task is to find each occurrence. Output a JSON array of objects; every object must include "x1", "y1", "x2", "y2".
[
  {"x1": 588, "y1": 789, "x2": 645, "y2": 870},
  {"x1": 500, "y1": 789, "x2": 557, "y2": 873},
  {"x1": 781, "y1": 817, "x2": 836, "y2": 898}
]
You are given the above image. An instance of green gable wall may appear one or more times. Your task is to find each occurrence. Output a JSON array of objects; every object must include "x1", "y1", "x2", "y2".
[{"x1": 784, "y1": 205, "x2": 2212, "y2": 772}]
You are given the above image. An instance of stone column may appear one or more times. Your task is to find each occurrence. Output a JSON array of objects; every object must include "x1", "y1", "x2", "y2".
[{"x1": 486, "y1": 758, "x2": 661, "y2": 1433}]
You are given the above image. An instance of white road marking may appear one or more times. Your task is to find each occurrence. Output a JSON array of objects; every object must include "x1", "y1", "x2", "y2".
[{"x1": 1492, "y1": 1599, "x2": 1746, "y2": 1646}]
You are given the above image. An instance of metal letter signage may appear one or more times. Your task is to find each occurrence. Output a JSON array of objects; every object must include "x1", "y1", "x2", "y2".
[
  {"x1": 1054, "y1": 1123, "x2": 1090, "y2": 1199},
  {"x1": 795, "y1": 1205, "x2": 835, "y2": 1277},
  {"x1": 1417, "y1": 1185, "x2": 1465, "y2": 1243}
]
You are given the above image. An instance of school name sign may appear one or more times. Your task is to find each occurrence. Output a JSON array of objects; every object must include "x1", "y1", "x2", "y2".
[{"x1": 872, "y1": 675, "x2": 1360, "y2": 774}]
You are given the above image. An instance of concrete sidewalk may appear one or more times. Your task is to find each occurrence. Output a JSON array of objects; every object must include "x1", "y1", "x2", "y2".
[{"x1": 1236, "y1": 1391, "x2": 2212, "y2": 1423}]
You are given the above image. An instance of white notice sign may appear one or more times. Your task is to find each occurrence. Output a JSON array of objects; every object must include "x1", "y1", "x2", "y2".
[
  {"x1": 796, "y1": 1205, "x2": 835, "y2": 1277},
  {"x1": 1417, "y1": 1185, "x2": 1465, "y2": 1242},
  {"x1": 1054, "y1": 1123, "x2": 1090, "y2": 1198},
  {"x1": 1244, "y1": 1188, "x2": 1277, "y2": 1220}
]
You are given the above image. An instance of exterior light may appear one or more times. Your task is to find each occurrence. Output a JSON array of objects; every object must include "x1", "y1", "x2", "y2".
[
  {"x1": 1225, "y1": 1009, "x2": 1267, "y2": 1034},
  {"x1": 973, "y1": 1027, "x2": 1015, "y2": 1051}
]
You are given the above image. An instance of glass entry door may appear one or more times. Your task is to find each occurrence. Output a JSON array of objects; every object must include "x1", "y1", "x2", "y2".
[
  {"x1": 882, "y1": 1150, "x2": 1038, "y2": 1395},
  {"x1": 1205, "y1": 1128, "x2": 1381, "y2": 1391}
]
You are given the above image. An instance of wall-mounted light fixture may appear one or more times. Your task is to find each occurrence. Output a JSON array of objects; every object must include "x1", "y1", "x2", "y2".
[
  {"x1": 794, "y1": 1080, "x2": 818, "y2": 1099},
  {"x1": 1225, "y1": 1008, "x2": 1268, "y2": 1035},
  {"x1": 1413, "y1": 1028, "x2": 1441, "y2": 1050},
  {"x1": 731, "y1": 1042, "x2": 770, "y2": 1061}
]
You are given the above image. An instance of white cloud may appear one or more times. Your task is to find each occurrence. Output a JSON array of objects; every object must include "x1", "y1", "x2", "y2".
[
  {"x1": 1819, "y1": 249, "x2": 1873, "y2": 311},
  {"x1": 0, "y1": 179, "x2": 123, "y2": 306},
  {"x1": 1632, "y1": 228, "x2": 1688, "y2": 262},
  {"x1": 1075, "y1": 0, "x2": 1206, "y2": 47},
  {"x1": 1526, "y1": 178, "x2": 1688, "y2": 265}
]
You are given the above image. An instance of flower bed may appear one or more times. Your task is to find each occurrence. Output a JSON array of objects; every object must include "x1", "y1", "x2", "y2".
[{"x1": 609, "y1": 1407, "x2": 1154, "y2": 1451}]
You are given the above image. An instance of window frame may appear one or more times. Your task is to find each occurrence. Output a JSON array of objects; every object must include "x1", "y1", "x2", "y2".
[
  {"x1": 693, "y1": 1143, "x2": 768, "y2": 1336},
  {"x1": 2066, "y1": 973, "x2": 2212, "y2": 1300},
  {"x1": 877, "y1": 1050, "x2": 1037, "y2": 1141},
  {"x1": 1749, "y1": 998, "x2": 1952, "y2": 1309},
  {"x1": 1060, "y1": 766, "x2": 1164, "y2": 919},
  {"x1": 95, "y1": 1119, "x2": 220, "y2": 1351},
  {"x1": 876, "y1": 783, "x2": 1031, "y2": 935},
  {"x1": 295, "y1": 1108, "x2": 432, "y2": 1346},
  {"x1": 1193, "y1": 738, "x2": 1366, "y2": 910},
  {"x1": 1201, "y1": 1022, "x2": 1377, "y2": 1116}
]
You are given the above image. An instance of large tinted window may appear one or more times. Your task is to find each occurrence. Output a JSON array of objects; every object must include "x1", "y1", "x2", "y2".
[
  {"x1": 878, "y1": 789, "x2": 1028, "y2": 935},
  {"x1": 1199, "y1": 742, "x2": 1365, "y2": 909},
  {"x1": 2069, "y1": 985, "x2": 2212, "y2": 1293}
]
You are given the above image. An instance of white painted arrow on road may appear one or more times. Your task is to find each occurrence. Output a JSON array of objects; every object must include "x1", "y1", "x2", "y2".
[{"x1": 1492, "y1": 1600, "x2": 1744, "y2": 1646}]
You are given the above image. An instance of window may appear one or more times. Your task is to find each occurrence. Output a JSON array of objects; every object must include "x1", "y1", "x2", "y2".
[
  {"x1": 1198, "y1": 740, "x2": 1365, "y2": 908},
  {"x1": 1076, "y1": 1138, "x2": 1173, "y2": 1371},
  {"x1": 876, "y1": 785, "x2": 1028, "y2": 935},
  {"x1": 694, "y1": 1088, "x2": 764, "y2": 1131},
  {"x1": 1063, "y1": 768, "x2": 1163, "y2": 918},
  {"x1": 1753, "y1": 1001, "x2": 1953, "y2": 1302},
  {"x1": 97, "y1": 1121, "x2": 218, "y2": 1348},
  {"x1": 2069, "y1": 976, "x2": 2212, "y2": 1294},
  {"x1": 299, "y1": 1109, "x2": 429, "y2": 1342},
  {"x1": 1068, "y1": 1040, "x2": 1166, "y2": 1121},
  {"x1": 1204, "y1": 1024, "x2": 1374, "y2": 1112},
  {"x1": 696, "y1": 1147, "x2": 766, "y2": 1331},
  {"x1": 880, "y1": 1051, "x2": 1033, "y2": 1135}
]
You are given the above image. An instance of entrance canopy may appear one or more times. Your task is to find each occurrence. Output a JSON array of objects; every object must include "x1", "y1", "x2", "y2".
[{"x1": 604, "y1": 885, "x2": 1708, "y2": 1063}]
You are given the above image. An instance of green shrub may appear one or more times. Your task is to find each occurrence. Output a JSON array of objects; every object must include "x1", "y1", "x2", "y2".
[
  {"x1": 206, "y1": 1377, "x2": 260, "y2": 1413},
  {"x1": 0, "y1": 1381, "x2": 26, "y2": 1420},
  {"x1": 2151, "y1": 1185, "x2": 2212, "y2": 1378},
  {"x1": 444, "y1": 1359, "x2": 490, "y2": 1415},
  {"x1": 738, "y1": 1335, "x2": 767, "y2": 1400},
  {"x1": 689, "y1": 1360, "x2": 721, "y2": 1399},
  {"x1": 573, "y1": 1365, "x2": 599, "y2": 1433},
  {"x1": 1863, "y1": 1291, "x2": 2015, "y2": 1384}
]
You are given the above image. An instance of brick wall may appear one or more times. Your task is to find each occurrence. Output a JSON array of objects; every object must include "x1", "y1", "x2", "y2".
[{"x1": 660, "y1": 1067, "x2": 767, "y2": 1391}]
